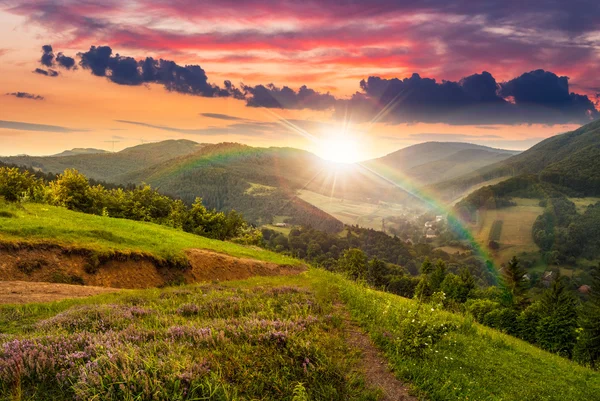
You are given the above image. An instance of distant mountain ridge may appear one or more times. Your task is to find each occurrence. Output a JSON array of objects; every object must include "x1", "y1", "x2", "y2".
[
  {"x1": 52, "y1": 148, "x2": 110, "y2": 157},
  {"x1": 365, "y1": 141, "x2": 519, "y2": 185},
  {"x1": 0, "y1": 140, "x2": 203, "y2": 182},
  {"x1": 434, "y1": 119, "x2": 600, "y2": 199}
]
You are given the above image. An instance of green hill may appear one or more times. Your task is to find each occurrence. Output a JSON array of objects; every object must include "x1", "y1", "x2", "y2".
[
  {"x1": 435, "y1": 119, "x2": 600, "y2": 199},
  {"x1": 0, "y1": 140, "x2": 203, "y2": 183},
  {"x1": 366, "y1": 142, "x2": 518, "y2": 185},
  {"x1": 0, "y1": 202, "x2": 297, "y2": 266}
]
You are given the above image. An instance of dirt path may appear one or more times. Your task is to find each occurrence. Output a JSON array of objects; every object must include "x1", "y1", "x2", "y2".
[
  {"x1": 0, "y1": 281, "x2": 120, "y2": 304},
  {"x1": 341, "y1": 308, "x2": 420, "y2": 401}
]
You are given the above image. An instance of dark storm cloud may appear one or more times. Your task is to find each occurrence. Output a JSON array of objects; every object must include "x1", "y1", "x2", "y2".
[
  {"x1": 40, "y1": 45, "x2": 54, "y2": 67},
  {"x1": 336, "y1": 70, "x2": 599, "y2": 125},
  {"x1": 39, "y1": 45, "x2": 76, "y2": 70},
  {"x1": 5, "y1": 92, "x2": 44, "y2": 100},
  {"x1": 33, "y1": 68, "x2": 59, "y2": 77},
  {"x1": 201, "y1": 113, "x2": 249, "y2": 121},
  {"x1": 243, "y1": 84, "x2": 336, "y2": 110},
  {"x1": 0, "y1": 120, "x2": 81, "y2": 133},
  {"x1": 56, "y1": 52, "x2": 76, "y2": 69},
  {"x1": 77, "y1": 45, "x2": 244, "y2": 98}
]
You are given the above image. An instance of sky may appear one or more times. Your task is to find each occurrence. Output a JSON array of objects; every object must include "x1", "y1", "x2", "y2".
[{"x1": 0, "y1": 0, "x2": 599, "y2": 160}]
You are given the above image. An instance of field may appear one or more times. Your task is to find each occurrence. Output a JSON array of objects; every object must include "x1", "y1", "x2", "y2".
[
  {"x1": 297, "y1": 190, "x2": 409, "y2": 231},
  {"x1": 1, "y1": 270, "x2": 599, "y2": 400},
  {"x1": 568, "y1": 197, "x2": 600, "y2": 214},
  {"x1": 471, "y1": 198, "x2": 544, "y2": 264},
  {"x1": 0, "y1": 202, "x2": 298, "y2": 266},
  {"x1": 448, "y1": 176, "x2": 512, "y2": 206}
]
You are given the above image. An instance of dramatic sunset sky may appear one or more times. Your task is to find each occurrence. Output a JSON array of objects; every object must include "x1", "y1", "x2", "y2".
[{"x1": 1, "y1": 1, "x2": 599, "y2": 160}]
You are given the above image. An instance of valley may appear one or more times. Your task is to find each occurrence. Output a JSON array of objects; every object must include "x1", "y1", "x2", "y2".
[
  {"x1": 2, "y1": 120, "x2": 600, "y2": 400},
  {"x1": 3, "y1": 3, "x2": 600, "y2": 399}
]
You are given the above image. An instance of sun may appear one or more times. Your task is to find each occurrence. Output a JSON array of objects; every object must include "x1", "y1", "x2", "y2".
[{"x1": 317, "y1": 136, "x2": 361, "y2": 164}]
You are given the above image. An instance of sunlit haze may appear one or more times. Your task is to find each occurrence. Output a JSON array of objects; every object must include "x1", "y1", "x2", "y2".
[{"x1": 1, "y1": 1, "x2": 599, "y2": 157}]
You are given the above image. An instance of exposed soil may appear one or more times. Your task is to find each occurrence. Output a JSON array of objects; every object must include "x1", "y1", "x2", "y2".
[
  {"x1": 184, "y1": 249, "x2": 303, "y2": 282},
  {"x1": 0, "y1": 281, "x2": 120, "y2": 304},
  {"x1": 0, "y1": 246, "x2": 305, "y2": 293},
  {"x1": 342, "y1": 309, "x2": 420, "y2": 401}
]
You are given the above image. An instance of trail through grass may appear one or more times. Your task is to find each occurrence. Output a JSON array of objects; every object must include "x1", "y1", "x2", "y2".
[{"x1": 2, "y1": 270, "x2": 600, "y2": 400}]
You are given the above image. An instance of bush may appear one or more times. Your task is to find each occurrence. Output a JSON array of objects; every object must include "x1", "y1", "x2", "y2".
[
  {"x1": 0, "y1": 167, "x2": 40, "y2": 202},
  {"x1": 483, "y1": 308, "x2": 519, "y2": 335},
  {"x1": 466, "y1": 299, "x2": 500, "y2": 322},
  {"x1": 390, "y1": 308, "x2": 455, "y2": 358},
  {"x1": 48, "y1": 169, "x2": 93, "y2": 212},
  {"x1": 16, "y1": 259, "x2": 47, "y2": 274}
]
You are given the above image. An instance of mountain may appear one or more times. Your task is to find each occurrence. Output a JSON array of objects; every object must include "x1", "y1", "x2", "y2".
[
  {"x1": 117, "y1": 142, "x2": 405, "y2": 231},
  {"x1": 436, "y1": 119, "x2": 600, "y2": 199},
  {"x1": 0, "y1": 140, "x2": 203, "y2": 182},
  {"x1": 365, "y1": 142, "x2": 519, "y2": 185},
  {"x1": 52, "y1": 148, "x2": 110, "y2": 157}
]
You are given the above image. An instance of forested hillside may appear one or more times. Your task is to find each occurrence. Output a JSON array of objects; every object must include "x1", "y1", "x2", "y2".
[
  {"x1": 366, "y1": 142, "x2": 518, "y2": 185},
  {"x1": 436, "y1": 119, "x2": 600, "y2": 199}
]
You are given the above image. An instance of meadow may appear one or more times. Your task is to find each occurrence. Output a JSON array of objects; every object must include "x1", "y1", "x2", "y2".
[
  {"x1": 1, "y1": 270, "x2": 599, "y2": 400},
  {"x1": 569, "y1": 197, "x2": 600, "y2": 214},
  {"x1": 0, "y1": 202, "x2": 298, "y2": 266},
  {"x1": 471, "y1": 198, "x2": 544, "y2": 264},
  {"x1": 297, "y1": 190, "x2": 408, "y2": 231}
]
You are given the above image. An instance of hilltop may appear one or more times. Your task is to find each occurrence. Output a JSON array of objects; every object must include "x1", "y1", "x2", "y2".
[
  {"x1": 0, "y1": 140, "x2": 203, "y2": 183},
  {"x1": 367, "y1": 141, "x2": 518, "y2": 185},
  {"x1": 51, "y1": 148, "x2": 110, "y2": 157},
  {"x1": 435, "y1": 119, "x2": 600, "y2": 200}
]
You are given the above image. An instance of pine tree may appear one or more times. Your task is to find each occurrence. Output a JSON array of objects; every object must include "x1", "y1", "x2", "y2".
[
  {"x1": 337, "y1": 248, "x2": 368, "y2": 281},
  {"x1": 536, "y1": 275, "x2": 578, "y2": 358},
  {"x1": 501, "y1": 256, "x2": 528, "y2": 307},
  {"x1": 366, "y1": 257, "x2": 387, "y2": 288},
  {"x1": 430, "y1": 259, "x2": 447, "y2": 292},
  {"x1": 575, "y1": 265, "x2": 600, "y2": 367},
  {"x1": 421, "y1": 257, "x2": 434, "y2": 275}
]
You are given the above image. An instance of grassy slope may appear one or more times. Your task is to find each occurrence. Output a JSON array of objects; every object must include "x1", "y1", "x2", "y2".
[
  {"x1": 297, "y1": 189, "x2": 409, "y2": 230},
  {"x1": 0, "y1": 203, "x2": 298, "y2": 266},
  {"x1": 316, "y1": 270, "x2": 600, "y2": 401},
  {"x1": 0, "y1": 274, "x2": 379, "y2": 401},
  {"x1": 471, "y1": 198, "x2": 543, "y2": 265},
  {"x1": 1, "y1": 270, "x2": 599, "y2": 400}
]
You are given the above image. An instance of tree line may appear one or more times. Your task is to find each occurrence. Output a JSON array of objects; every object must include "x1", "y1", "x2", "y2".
[{"x1": 0, "y1": 167, "x2": 261, "y2": 244}]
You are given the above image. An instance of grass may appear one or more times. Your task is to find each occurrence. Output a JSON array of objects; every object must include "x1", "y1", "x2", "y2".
[
  {"x1": 472, "y1": 198, "x2": 544, "y2": 265},
  {"x1": 263, "y1": 224, "x2": 293, "y2": 235},
  {"x1": 0, "y1": 202, "x2": 299, "y2": 266},
  {"x1": 312, "y1": 270, "x2": 600, "y2": 401},
  {"x1": 568, "y1": 197, "x2": 600, "y2": 214},
  {"x1": 0, "y1": 274, "x2": 379, "y2": 400},
  {"x1": 1, "y1": 270, "x2": 599, "y2": 400},
  {"x1": 488, "y1": 220, "x2": 503, "y2": 242},
  {"x1": 297, "y1": 190, "x2": 408, "y2": 231}
]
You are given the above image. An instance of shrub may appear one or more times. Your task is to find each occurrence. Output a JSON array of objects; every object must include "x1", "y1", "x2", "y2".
[
  {"x1": 16, "y1": 259, "x2": 47, "y2": 274},
  {"x1": 483, "y1": 308, "x2": 519, "y2": 335},
  {"x1": 0, "y1": 167, "x2": 40, "y2": 202},
  {"x1": 50, "y1": 272, "x2": 85, "y2": 286},
  {"x1": 466, "y1": 299, "x2": 500, "y2": 322}
]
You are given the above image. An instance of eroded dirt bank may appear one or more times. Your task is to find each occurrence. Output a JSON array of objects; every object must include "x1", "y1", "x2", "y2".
[{"x1": 0, "y1": 244, "x2": 305, "y2": 295}]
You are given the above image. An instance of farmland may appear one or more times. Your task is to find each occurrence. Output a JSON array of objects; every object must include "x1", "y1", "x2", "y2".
[
  {"x1": 297, "y1": 189, "x2": 412, "y2": 231},
  {"x1": 470, "y1": 198, "x2": 544, "y2": 264}
]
